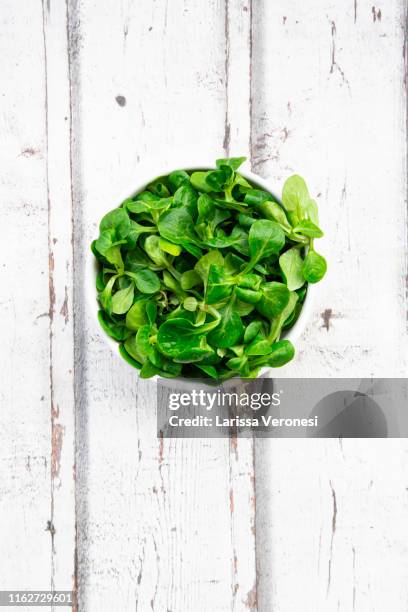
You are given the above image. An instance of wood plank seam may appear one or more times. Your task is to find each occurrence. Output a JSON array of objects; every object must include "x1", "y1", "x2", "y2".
[
  {"x1": 42, "y1": 0, "x2": 79, "y2": 608},
  {"x1": 65, "y1": 0, "x2": 78, "y2": 609},
  {"x1": 41, "y1": 0, "x2": 54, "y2": 574},
  {"x1": 224, "y1": 0, "x2": 258, "y2": 608},
  {"x1": 224, "y1": 0, "x2": 230, "y2": 155},
  {"x1": 66, "y1": 0, "x2": 81, "y2": 609},
  {"x1": 41, "y1": 0, "x2": 60, "y2": 594}
]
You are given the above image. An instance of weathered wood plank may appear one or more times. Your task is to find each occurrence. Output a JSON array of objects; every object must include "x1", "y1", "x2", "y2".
[
  {"x1": 5, "y1": 1, "x2": 407, "y2": 610},
  {"x1": 251, "y1": 0, "x2": 407, "y2": 377},
  {"x1": 42, "y1": 0, "x2": 77, "y2": 596},
  {"x1": 225, "y1": 2, "x2": 258, "y2": 610},
  {"x1": 251, "y1": 1, "x2": 408, "y2": 610},
  {"x1": 0, "y1": 0, "x2": 75, "y2": 598},
  {"x1": 68, "y1": 0, "x2": 257, "y2": 610}
]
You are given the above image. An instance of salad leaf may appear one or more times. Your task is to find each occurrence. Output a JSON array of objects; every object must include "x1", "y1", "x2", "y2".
[
  {"x1": 92, "y1": 157, "x2": 326, "y2": 379},
  {"x1": 279, "y1": 247, "x2": 305, "y2": 291}
]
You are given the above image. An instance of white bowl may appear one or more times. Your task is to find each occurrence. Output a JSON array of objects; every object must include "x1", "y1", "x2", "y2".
[{"x1": 86, "y1": 161, "x2": 315, "y2": 379}]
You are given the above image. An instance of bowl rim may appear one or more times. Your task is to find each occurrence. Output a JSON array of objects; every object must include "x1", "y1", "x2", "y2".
[{"x1": 85, "y1": 160, "x2": 315, "y2": 380}]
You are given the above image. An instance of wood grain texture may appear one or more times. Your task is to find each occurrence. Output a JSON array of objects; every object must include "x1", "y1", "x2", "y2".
[
  {"x1": 251, "y1": 1, "x2": 408, "y2": 610},
  {"x1": 2, "y1": 0, "x2": 408, "y2": 610},
  {"x1": 224, "y1": 3, "x2": 258, "y2": 610},
  {"x1": 227, "y1": 437, "x2": 258, "y2": 611},
  {"x1": 0, "y1": 0, "x2": 50, "y2": 588},
  {"x1": 67, "y1": 0, "x2": 257, "y2": 610},
  {"x1": 42, "y1": 0, "x2": 77, "y2": 597},
  {"x1": 251, "y1": 0, "x2": 407, "y2": 378},
  {"x1": 0, "y1": 0, "x2": 76, "y2": 601}
]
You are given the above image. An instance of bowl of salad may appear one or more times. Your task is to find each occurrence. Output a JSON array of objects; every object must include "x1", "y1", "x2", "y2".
[{"x1": 88, "y1": 156, "x2": 326, "y2": 380}]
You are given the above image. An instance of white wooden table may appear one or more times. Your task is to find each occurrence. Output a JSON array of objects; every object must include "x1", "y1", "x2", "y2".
[{"x1": 1, "y1": 1, "x2": 408, "y2": 610}]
